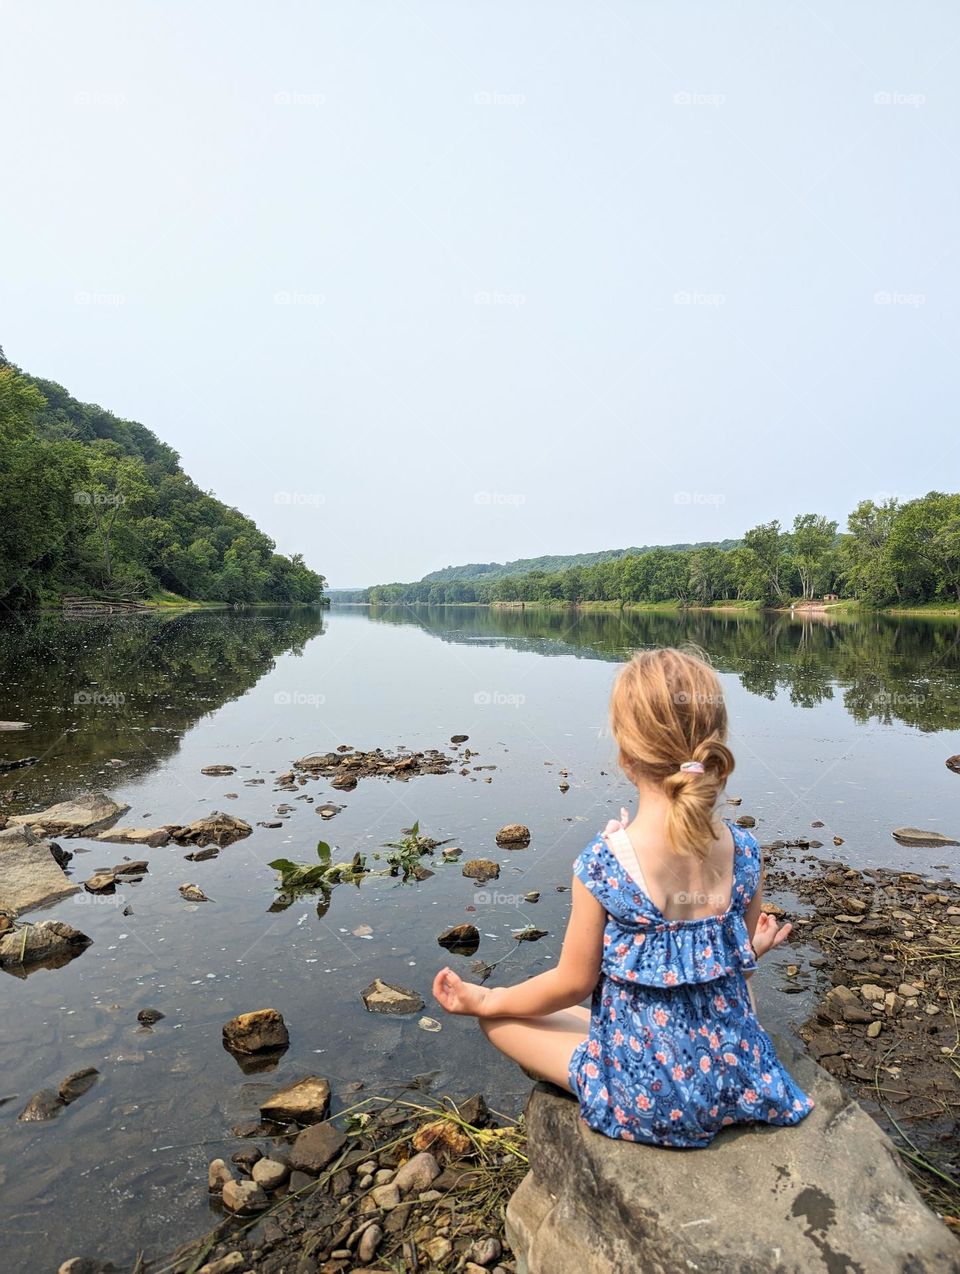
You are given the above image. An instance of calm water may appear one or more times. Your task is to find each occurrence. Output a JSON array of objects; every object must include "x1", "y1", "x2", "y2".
[{"x1": 2, "y1": 604, "x2": 959, "y2": 1271}]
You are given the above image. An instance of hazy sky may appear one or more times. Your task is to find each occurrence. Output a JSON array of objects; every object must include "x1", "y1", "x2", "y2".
[{"x1": 3, "y1": 2, "x2": 958, "y2": 587}]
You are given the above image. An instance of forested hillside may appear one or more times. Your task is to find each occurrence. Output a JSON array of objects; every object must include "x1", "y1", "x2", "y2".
[
  {"x1": 367, "y1": 500, "x2": 960, "y2": 607},
  {"x1": 421, "y1": 541, "x2": 740, "y2": 584},
  {"x1": 0, "y1": 351, "x2": 325, "y2": 607}
]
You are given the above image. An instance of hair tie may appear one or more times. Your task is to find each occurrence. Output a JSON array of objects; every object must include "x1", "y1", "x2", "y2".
[{"x1": 679, "y1": 761, "x2": 705, "y2": 773}]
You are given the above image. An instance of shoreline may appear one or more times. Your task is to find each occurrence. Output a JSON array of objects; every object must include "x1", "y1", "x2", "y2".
[{"x1": 342, "y1": 599, "x2": 960, "y2": 619}]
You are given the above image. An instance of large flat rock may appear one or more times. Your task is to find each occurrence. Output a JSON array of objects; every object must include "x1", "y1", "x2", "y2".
[
  {"x1": 9, "y1": 792, "x2": 128, "y2": 837},
  {"x1": 0, "y1": 825, "x2": 80, "y2": 915},
  {"x1": 506, "y1": 1039, "x2": 958, "y2": 1274}
]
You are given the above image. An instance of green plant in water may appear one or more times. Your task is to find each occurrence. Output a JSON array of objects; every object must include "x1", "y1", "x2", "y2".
[
  {"x1": 382, "y1": 820, "x2": 447, "y2": 881},
  {"x1": 269, "y1": 841, "x2": 368, "y2": 897}
]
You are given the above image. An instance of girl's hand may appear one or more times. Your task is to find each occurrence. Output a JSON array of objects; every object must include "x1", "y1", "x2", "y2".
[
  {"x1": 751, "y1": 911, "x2": 792, "y2": 958},
  {"x1": 432, "y1": 966, "x2": 491, "y2": 1017}
]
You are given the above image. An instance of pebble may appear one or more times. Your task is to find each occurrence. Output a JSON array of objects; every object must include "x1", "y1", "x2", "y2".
[
  {"x1": 374, "y1": 1167, "x2": 394, "y2": 1184},
  {"x1": 252, "y1": 1157, "x2": 289, "y2": 1190},
  {"x1": 371, "y1": 1182, "x2": 401, "y2": 1209},
  {"x1": 358, "y1": 1223, "x2": 383, "y2": 1262},
  {"x1": 469, "y1": 1236, "x2": 502, "y2": 1265},
  {"x1": 866, "y1": 1020, "x2": 882, "y2": 1038}
]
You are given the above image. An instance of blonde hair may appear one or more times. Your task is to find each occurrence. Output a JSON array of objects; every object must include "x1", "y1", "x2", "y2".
[{"x1": 610, "y1": 646, "x2": 734, "y2": 855}]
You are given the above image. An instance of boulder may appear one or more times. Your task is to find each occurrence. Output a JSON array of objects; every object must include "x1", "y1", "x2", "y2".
[
  {"x1": 8, "y1": 792, "x2": 128, "y2": 837},
  {"x1": 0, "y1": 920, "x2": 91, "y2": 967},
  {"x1": 94, "y1": 826, "x2": 170, "y2": 848},
  {"x1": 288, "y1": 1120, "x2": 347, "y2": 1174},
  {"x1": 496, "y1": 824, "x2": 530, "y2": 847},
  {"x1": 462, "y1": 859, "x2": 500, "y2": 881},
  {"x1": 0, "y1": 825, "x2": 80, "y2": 915},
  {"x1": 222, "y1": 1008, "x2": 289, "y2": 1054},
  {"x1": 505, "y1": 1041, "x2": 958, "y2": 1274},
  {"x1": 169, "y1": 812, "x2": 252, "y2": 848},
  {"x1": 360, "y1": 978, "x2": 424, "y2": 1015},
  {"x1": 259, "y1": 1076, "x2": 330, "y2": 1125}
]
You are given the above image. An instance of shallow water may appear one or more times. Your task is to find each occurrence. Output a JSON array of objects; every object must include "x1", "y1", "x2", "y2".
[{"x1": 1, "y1": 604, "x2": 958, "y2": 1271}]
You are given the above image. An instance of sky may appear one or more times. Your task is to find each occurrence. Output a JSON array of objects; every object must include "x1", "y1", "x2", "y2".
[{"x1": 2, "y1": 2, "x2": 958, "y2": 588}]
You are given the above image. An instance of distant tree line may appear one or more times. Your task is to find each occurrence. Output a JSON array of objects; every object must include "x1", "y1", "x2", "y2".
[
  {"x1": 0, "y1": 354, "x2": 326, "y2": 607},
  {"x1": 366, "y1": 498, "x2": 960, "y2": 608}
]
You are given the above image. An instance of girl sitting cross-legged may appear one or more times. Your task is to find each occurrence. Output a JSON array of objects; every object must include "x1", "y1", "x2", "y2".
[{"x1": 432, "y1": 646, "x2": 814, "y2": 1147}]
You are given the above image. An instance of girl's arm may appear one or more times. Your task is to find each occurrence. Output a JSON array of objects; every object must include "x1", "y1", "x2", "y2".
[
  {"x1": 433, "y1": 877, "x2": 606, "y2": 1020},
  {"x1": 744, "y1": 867, "x2": 792, "y2": 959}
]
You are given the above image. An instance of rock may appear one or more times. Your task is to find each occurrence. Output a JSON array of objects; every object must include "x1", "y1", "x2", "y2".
[
  {"x1": 945, "y1": 755, "x2": 960, "y2": 774},
  {"x1": 9, "y1": 792, "x2": 128, "y2": 837},
  {"x1": 358, "y1": 1223, "x2": 383, "y2": 1262},
  {"x1": 496, "y1": 824, "x2": 530, "y2": 847},
  {"x1": 506, "y1": 1041, "x2": 958, "y2": 1274},
  {"x1": 0, "y1": 756, "x2": 39, "y2": 773},
  {"x1": 112, "y1": 859, "x2": 149, "y2": 875},
  {"x1": 898, "y1": 982, "x2": 921, "y2": 999},
  {"x1": 458, "y1": 1093, "x2": 494, "y2": 1128},
  {"x1": 208, "y1": 1158, "x2": 234, "y2": 1192},
  {"x1": 421, "y1": 1236, "x2": 453, "y2": 1264},
  {"x1": 195, "y1": 1255, "x2": 245, "y2": 1274},
  {"x1": 221, "y1": 1178, "x2": 268, "y2": 1214},
  {"x1": 892, "y1": 826, "x2": 959, "y2": 847},
  {"x1": 58, "y1": 1067, "x2": 99, "y2": 1103},
  {"x1": 260, "y1": 1076, "x2": 331, "y2": 1125},
  {"x1": 84, "y1": 872, "x2": 116, "y2": 893},
  {"x1": 137, "y1": 1008, "x2": 164, "y2": 1025},
  {"x1": 437, "y1": 923, "x2": 480, "y2": 955},
  {"x1": 317, "y1": 805, "x2": 343, "y2": 820},
  {"x1": 462, "y1": 859, "x2": 500, "y2": 880},
  {"x1": 867, "y1": 1020, "x2": 883, "y2": 1038},
  {"x1": 288, "y1": 1120, "x2": 347, "y2": 1173},
  {"x1": 223, "y1": 1008, "x2": 289, "y2": 1054},
  {"x1": 252, "y1": 1157, "x2": 289, "y2": 1190},
  {"x1": 513, "y1": 926, "x2": 548, "y2": 942},
  {"x1": 18, "y1": 1089, "x2": 63, "y2": 1121},
  {"x1": 57, "y1": 1262, "x2": 114, "y2": 1274},
  {"x1": 48, "y1": 841, "x2": 72, "y2": 868},
  {"x1": 371, "y1": 1182, "x2": 401, "y2": 1209},
  {"x1": 360, "y1": 978, "x2": 424, "y2": 1015},
  {"x1": 441, "y1": 847, "x2": 463, "y2": 860},
  {"x1": 258, "y1": 821, "x2": 283, "y2": 829},
  {"x1": 0, "y1": 824, "x2": 81, "y2": 916},
  {"x1": 179, "y1": 883, "x2": 210, "y2": 902},
  {"x1": 469, "y1": 1236, "x2": 502, "y2": 1266},
  {"x1": 393, "y1": 1151, "x2": 440, "y2": 1195},
  {"x1": 524, "y1": 891, "x2": 541, "y2": 903},
  {"x1": 0, "y1": 920, "x2": 91, "y2": 967},
  {"x1": 451, "y1": 734, "x2": 469, "y2": 743},
  {"x1": 820, "y1": 985, "x2": 874, "y2": 1024},
  {"x1": 169, "y1": 812, "x2": 252, "y2": 848},
  {"x1": 735, "y1": 814, "x2": 756, "y2": 828},
  {"x1": 95, "y1": 826, "x2": 170, "y2": 847},
  {"x1": 201, "y1": 765, "x2": 237, "y2": 776},
  {"x1": 859, "y1": 984, "x2": 886, "y2": 1003}
]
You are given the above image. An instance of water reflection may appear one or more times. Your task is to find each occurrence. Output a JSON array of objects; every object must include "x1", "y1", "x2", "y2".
[{"x1": 364, "y1": 605, "x2": 960, "y2": 731}]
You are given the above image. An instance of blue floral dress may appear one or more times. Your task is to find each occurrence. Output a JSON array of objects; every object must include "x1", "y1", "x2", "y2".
[{"x1": 567, "y1": 821, "x2": 814, "y2": 1147}]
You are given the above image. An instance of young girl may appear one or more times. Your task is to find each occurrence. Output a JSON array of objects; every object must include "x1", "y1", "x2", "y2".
[{"x1": 433, "y1": 646, "x2": 813, "y2": 1147}]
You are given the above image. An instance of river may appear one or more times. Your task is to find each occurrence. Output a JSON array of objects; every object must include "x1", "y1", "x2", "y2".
[{"x1": 1, "y1": 604, "x2": 959, "y2": 1270}]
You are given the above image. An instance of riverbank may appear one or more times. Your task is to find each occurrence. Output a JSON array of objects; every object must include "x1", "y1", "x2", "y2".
[{"x1": 356, "y1": 599, "x2": 960, "y2": 618}]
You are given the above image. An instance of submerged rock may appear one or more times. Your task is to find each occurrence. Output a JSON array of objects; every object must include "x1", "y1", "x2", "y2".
[
  {"x1": 222, "y1": 1008, "x2": 289, "y2": 1054},
  {"x1": 58, "y1": 1067, "x2": 99, "y2": 1104},
  {"x1": 137, "y1": 1008, "x2": 164, "y2": 1026},
  {"x1": 94, "y1": 826, "x2": 170, "y2": 848},
  {"x1": 496, "y1": 824, "x2": 530, "y2": 847},
  {"x1": 169, "y1": 812, "x2": 252, "y2": 848},
  {"x1": 0, "y1": 920, "x2": 92, "y2": 968},
  {"x1": 18, "y1": 1088, "x2": 63, "y2": 1122},
  {"x1": 201, "y1": 764, "x2": 237, "y2": 776},
  {"x1": 179, "y1": 883, "x2": 211, "y2": 902},
  {"x1": 0, "y1": 825, "x2": 80, "y2": 915},
  {"x1": 259, "y1": 1076, "x2": 330, "y2": 1125},
  {"x1": 892, "y1": 826, "x2": 959, "y2": 847},
  {"x1": 946, "y1": 755, "x2": 960, "y2": 775},
  {"x1": 437, "y1": 923, "x2": 480, "y2": 955},
  {"x1": 361, "y1": 978, "x2": 424, "y2": 1015},
  {"x1": 462, "y1": 859, "x2": 500, "y2": 881},
  {"x1": 9, "y1": 792, "x2": 128, "y2": 837}
]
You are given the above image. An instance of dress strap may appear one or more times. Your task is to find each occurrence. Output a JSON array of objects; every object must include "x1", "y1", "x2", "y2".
[{"x1": 605, "y1": 827, "x2": 653, "y2": 900}]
